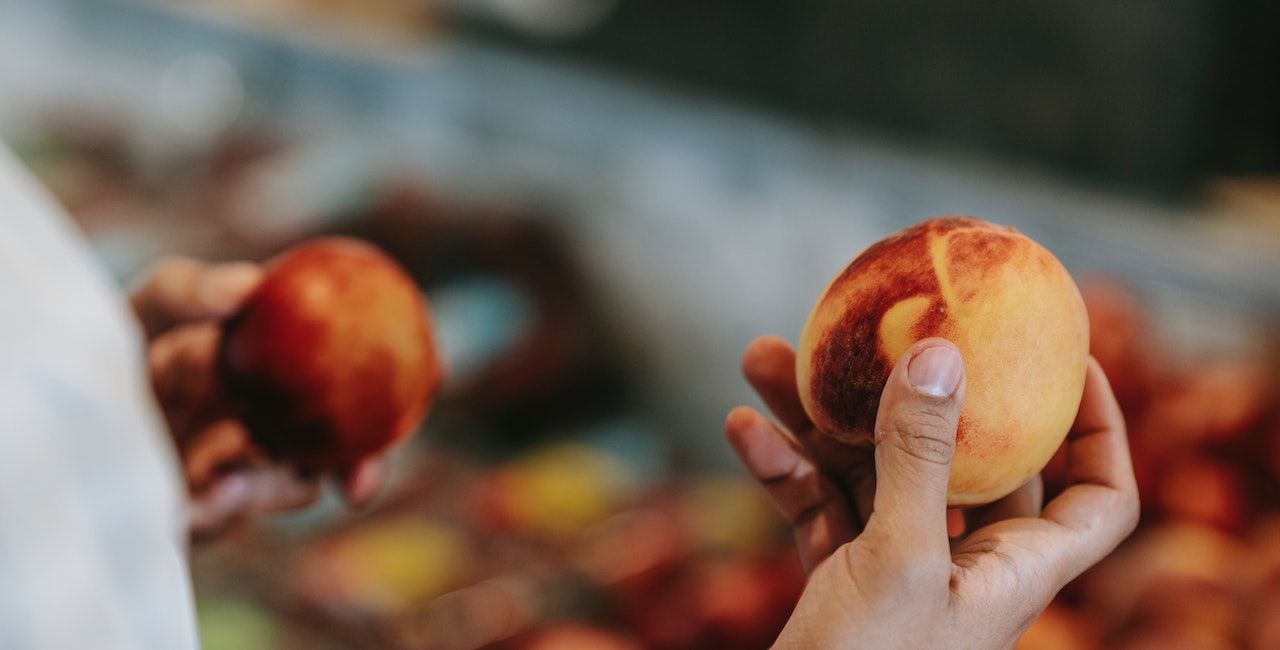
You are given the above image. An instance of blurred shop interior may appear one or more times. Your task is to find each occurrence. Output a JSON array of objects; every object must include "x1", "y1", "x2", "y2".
[{"x1": 3, "y1": 1, "x2": 1280, "y2": 648}]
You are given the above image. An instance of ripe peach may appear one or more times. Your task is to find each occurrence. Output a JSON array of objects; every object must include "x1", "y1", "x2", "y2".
[
  {"x1": 1245, "y1": 586, "x2": 1280, "y2": 650},
  {"x1": 519, "y1": 625, "x2": 642, "y2": 650},
  {"x1": 1016, "y1": 604, "x2": 1099, "y2": 650},
  {"x1": 1078, "y1": 522, "x2": 1246, "y2": 629},
  {"x1": 220, "y1": 237, "x2": 442, "y2": 471},
  {"x1": 1113, "y1": 623, "x2": 1234, "y2": 650},
  {"x1": 797, "y1": 217, "x2": 1089, "y2": 505},
  {"x1": 694, "y1": 558, "x2": 794, "y2": 649},
  {"x1": 1078, "y1": 277, "x2": 1155, "y2": 415},
  {"x1": 1136, "y1": 360, "x2": 1270, "y2": 453},
  {"x1": 1155, "y1": 455, "x2": 1248, "y2": 531}
]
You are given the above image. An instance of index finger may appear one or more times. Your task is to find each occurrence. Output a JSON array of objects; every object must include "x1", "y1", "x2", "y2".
[
  {"x1": 130, "y1": 257, "x2": 262, "y2": 338},
  {"x1": 1038, "y1": 358, "x2": 1140, "y2": 575},
  {"x1": 742, "y1": 336, "x2": 870, "y2": 476},
  {"x1": 741, "y1": 336, "x2": 814, "y2": 434}
]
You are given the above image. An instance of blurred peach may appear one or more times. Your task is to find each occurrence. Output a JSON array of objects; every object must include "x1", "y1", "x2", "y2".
[
  {"x1": 1156, "y1": 455, "x2": 1248, "y2": 531},
  {"x1": 391, "y1": 575, "x2": 541, "y2": 650},
  {"x1": 622, "y1": 574, "x2": 701, "y2": 650},
  {"x1": 1135, "y1": 360, "x2": 1270, "y2": 455},
  {"x1": 220, "y1": 237, "x2": 441, "y2": 471},
  {"x1": 1079, "y1": 523, "x2": 1246, "y2": 631},
  {"x1": 1244, "y1": 585, "x2": 1280, "y2": 650},
  {"x1": 519, "y1": 624, "x2": 642, "y2": 650},
  {"x1": 1078, "y1": 277, "x2": 1155, "y2": 415},
  {"x1": 1125, "y1": 581, "x2": 1240, "y2": 643},
  {"x1": 1242, "y1": 515, "x2": 1280, "y2": 595},
  {"x1": 1016, "y1": 605, "x2": 1099, "y2": 650},
  {"x1": 1113, "y1": 622, "x2": 1235, "y2": 650},
  {"x1": 573, "y1": 506, "x2": 690, "y2": 594},
  {"x1": 623, "y1": 556, "x2": 794, "y2": 650},
  {"x1": 695, "y1": 558, "x2": 791, "y2": 649}
]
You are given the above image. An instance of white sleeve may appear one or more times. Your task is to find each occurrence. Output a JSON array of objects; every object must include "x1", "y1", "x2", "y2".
[{"x1": 0, "y1": 144, "x2": 199, "y2": 650}]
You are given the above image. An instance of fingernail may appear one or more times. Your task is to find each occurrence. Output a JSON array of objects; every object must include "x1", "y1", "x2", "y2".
[{"x1": 908, "y1": 346, "x2": 962, "y2": 398}]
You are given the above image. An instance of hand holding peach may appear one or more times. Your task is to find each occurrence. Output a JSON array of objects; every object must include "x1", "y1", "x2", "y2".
[
  {"x1": 219, "y1": 237, "x2": 441, "y2": 472},
  {"x1": 133, "y1": 238, "x2": 440, "y2": 541},
  {"x1": 724, "y1": 327, "x2": 1137, "y2": 647}
]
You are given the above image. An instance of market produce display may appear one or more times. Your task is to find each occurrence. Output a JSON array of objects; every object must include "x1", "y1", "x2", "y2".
[
  {"x1": 1024, "y1": 279, "x2": 1280, "y2": 650},
  {"x1": 15, "y1": 121, "x2": 1280, "y2": 650}
]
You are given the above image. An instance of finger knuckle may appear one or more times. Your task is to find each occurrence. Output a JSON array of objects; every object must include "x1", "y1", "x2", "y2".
[
  {"x1": 863, "y1": 524, "x2": 950, "y2": 579},
  {"x1": 898, "y1": 434, "x2": 952, "y2": 466},
  {"x1": 850, "y1": 542, "x2": 946, "y2": 603},
  {"x1": 150, "y1": 256, "x2": 198, "y2": 281},
  {"x1": 908, "y1": 404, "x2": 954, "y2": 431},
  {"x1": 890, "y1": 555, "x2": 951, "y2": 596},
  {"x1": 879, "y1": 416, "x2": 955, "y2": 467}
]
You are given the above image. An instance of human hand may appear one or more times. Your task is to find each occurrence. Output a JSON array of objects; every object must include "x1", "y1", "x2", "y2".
[
  {"x1": 132, "y1": 257, "x2": 383, "y2": 543},
  {"x1": 725, "y1": 336, "x2": 1139, "y2": 649}
]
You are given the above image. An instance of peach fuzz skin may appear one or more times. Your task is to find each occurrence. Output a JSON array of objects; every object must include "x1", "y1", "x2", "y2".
[{"x1": 796, "y1": 216, "x2": 1089, "y2": 506}]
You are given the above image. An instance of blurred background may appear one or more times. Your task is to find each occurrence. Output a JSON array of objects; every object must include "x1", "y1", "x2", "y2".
[{"x1": 3, "y1": 1, "x2": 1280, "y2": 648}]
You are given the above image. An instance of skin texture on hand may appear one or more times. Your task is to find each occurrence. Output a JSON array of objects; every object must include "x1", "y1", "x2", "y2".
[
  {"x1": 726, "y1": 336, "x2": 1139, "y2": 649},
  {"x1": 131, "y1": 257, "x2": 382, "y2": 543}
]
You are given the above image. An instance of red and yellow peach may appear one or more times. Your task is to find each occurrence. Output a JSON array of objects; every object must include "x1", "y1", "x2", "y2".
[{"x1": 797, "y1": 217, "x2": 1089, "y2": 505}]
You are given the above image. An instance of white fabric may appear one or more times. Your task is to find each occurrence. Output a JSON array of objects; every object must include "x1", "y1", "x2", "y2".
[{"x1": 0, "y1": 143, "x2": 198, "y2": 650}]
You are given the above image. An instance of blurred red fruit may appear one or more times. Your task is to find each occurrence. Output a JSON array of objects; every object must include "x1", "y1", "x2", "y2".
[
  {"x1": 1156, "y1": 456, "x2": 1248, "y2": 531},
  {"x1": 574, "y1": 506, "x2": 690, "y2": 595},
  {"x1": 1113, "y1": 622, "x2": 1235, "y2": 650},
  {"x1": 220, "y1": 237, "x2": 441, "y2": 471},
  {"x1": 695, "y1": 558, "x2": 789, "y2": 649},
  {"x1": 1245, "y1": 586, "x2": 1280, "y2": 650},
  {"x1": 1078, "y1": 278, "x2": 1154, "y2": 415},
  {"x1": 1016, "y1": 604, "x2": 1099, "y2": 650},
  {"x1": 1136, "y1": 361, "x2": 1269, "y2": 455},
  {"x1": 519, "y1": 624, "x2": 642, "y2": 650},
  {"x1": 1079, "y1": 523, "x2": 1246, "y2": 631}
]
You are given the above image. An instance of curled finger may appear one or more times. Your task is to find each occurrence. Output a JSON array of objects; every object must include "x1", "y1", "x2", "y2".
[
  {"x1": 726, "y1": 406, "x2": 859, "y2": 571},
  {"x1": 131, "y1": 257, "x2": 262, "y2": 337}
]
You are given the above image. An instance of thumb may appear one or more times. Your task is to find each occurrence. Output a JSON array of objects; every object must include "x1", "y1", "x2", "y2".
[{"x1": 871, "y1": 338, "x2": 966, "y2": 552}]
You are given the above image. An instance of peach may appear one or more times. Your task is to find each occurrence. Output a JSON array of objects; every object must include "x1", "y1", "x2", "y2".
[
  {"x1": 1078, "y1": 522, "x2": 1246, "y2": 630},
  {"x1": 694, "y1": 558, "x2": 794, "y2": 649},
  {"x1": 1016, "y1": 604, "x2": 1099, "y2": 650},
  {"x1": 797, "y1": 217, "x2": 1089, "y2": 505},
  {"x1": 1155, "y1": 455, "x2": 1248, "y2": 531},
  {"x1": 519, "y1": 625, "x2": 642, "y2": 650},
  {"x1": 219, "y1": 237, "x2": 442, "y2": 471},
  {"x1": 1113, "y1": 623, "x2": 1234, "y2": 650},
  {"x1": 1245, "y1": 587, "x2": 1280, "y2": 650},
  {"x1": 1136, "y1": 360, "x2": 1270, "y2": 452},
  {"x1": 1078, "y1": 277, "x2": 1155, "y2": 414}
]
